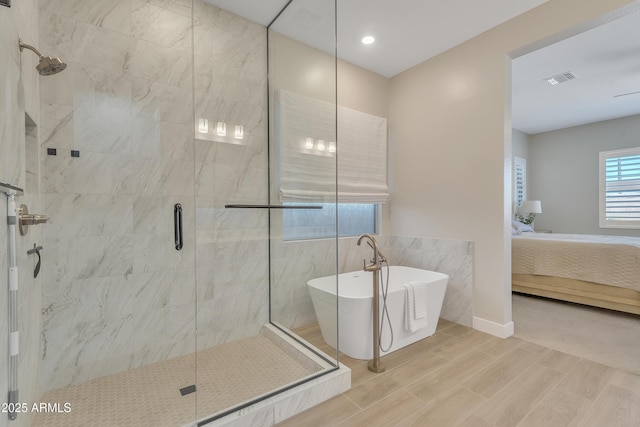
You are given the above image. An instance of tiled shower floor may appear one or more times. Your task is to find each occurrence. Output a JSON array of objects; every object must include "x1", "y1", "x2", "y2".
[{"x1": 32, "y1": 330, "x2": 320, "y2": 427}]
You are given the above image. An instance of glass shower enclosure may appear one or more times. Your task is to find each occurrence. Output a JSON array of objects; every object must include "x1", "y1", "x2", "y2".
[
  {"x1": 193, "y1": 0, "x2": 340, "y2": 422},
  {"x1": 22, "y1": 0, "x2": 340, "y2": 426}
]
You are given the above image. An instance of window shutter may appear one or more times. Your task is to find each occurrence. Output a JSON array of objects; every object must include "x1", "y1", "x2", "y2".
[
  {"x1": 604, "y1": 153, "x2": 640, "y2": 220},
  {"x1": 600, "y1": 148, "x2": 640, "y2": 228},
  {"x1": 514, "y1": 157, "x2": 526, "y2": 208}
]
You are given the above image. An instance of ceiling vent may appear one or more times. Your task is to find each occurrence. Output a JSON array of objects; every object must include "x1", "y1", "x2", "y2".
[{"x1": 545, "y1": 71, "x2": 578, "y2": 86}]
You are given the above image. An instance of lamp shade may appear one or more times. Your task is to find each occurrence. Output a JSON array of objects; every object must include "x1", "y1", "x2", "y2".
[{"x1": 519, "y1": 200, "x2": 542, "y2": 214}]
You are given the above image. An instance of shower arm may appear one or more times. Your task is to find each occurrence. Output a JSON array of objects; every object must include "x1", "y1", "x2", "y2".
[{"x1": 18, "y1": 39, "x2": 44, "y2": 58}]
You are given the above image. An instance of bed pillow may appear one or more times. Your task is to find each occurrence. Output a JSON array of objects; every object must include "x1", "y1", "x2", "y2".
[{"x1": 512, "y1": 220, "x2": 534, "y2": 234}]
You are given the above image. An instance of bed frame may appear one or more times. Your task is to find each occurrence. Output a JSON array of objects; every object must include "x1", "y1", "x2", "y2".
[{"x1": 512, "y1": 274, "x2": 640, "y2": 315}]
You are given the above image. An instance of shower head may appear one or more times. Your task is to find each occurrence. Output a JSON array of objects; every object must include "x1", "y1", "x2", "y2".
[
  {"x1": 19, "y1": 39, "x2": 67, "y2": 76},
  {"x1": 35, "y1": 56, "x2": 67, "y2": 76}
]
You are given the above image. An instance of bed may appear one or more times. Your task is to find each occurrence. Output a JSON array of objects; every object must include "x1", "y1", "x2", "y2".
[{"x1": 511, "y1": 232, "x2": 640, "y2": 315}]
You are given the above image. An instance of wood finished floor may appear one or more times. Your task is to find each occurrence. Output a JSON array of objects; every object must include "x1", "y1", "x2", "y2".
[{"x1": 282, "y1": 319, "x2": 640, "y2": 427}]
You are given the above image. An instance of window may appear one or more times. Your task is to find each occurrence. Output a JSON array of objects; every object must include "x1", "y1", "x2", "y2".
[
  {"x1": 276, "y1": 90, "x2": 386, "y2": 241},
  {"x1": 599, "y1": 147, "x2": 640, "y2": 228},
  {"x1": 282, "y1": 203, "x2": 376, "y2": 241}
]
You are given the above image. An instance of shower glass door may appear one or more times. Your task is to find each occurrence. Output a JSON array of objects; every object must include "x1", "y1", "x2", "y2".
[{"x1": 192, "y1": 0, "x2": 273, "y2": 420}]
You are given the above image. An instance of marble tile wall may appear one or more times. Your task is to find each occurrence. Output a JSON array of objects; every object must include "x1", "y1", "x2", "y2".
[
  {"x1": 271, "y1": 238, "x2": 339, "y2": 328},
  {"x1": 386, "y1": 235, "x2": 473, "y2": 326},
  {"x1": 38, "y1": 0, "x2": 199, "y2": 391},
  {"x1": 1, "y1": 1, "x2": 43, "y2": 427}
]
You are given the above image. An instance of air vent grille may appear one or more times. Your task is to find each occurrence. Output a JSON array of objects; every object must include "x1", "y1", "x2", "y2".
[{"x1": 545, "y1": 71, "x2": 578, "y2": 86}]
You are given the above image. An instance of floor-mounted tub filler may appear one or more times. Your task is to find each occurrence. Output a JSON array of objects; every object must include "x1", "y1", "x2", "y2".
[{"x1": 308, "y1": 266, "x2": 449, "y2": 361}]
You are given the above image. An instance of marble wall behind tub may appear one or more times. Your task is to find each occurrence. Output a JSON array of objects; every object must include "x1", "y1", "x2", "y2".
[
  {"x1": 387, "y1": 235, "x2": 473, "y2": 326},
  {"x1": 337, "y1": 235, "x2": 473, "y2": 326},
  {"x1": 38, "y1": 0, "x2": 199, "y2": 392},
  {"x1": 274, "y1": 234, "x2": 473, "y2": 331}
]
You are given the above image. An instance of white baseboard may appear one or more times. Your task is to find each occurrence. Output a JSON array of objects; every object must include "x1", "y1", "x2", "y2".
[{"x1": 473, "y1": 316, "x2": 514, "y2": 338}]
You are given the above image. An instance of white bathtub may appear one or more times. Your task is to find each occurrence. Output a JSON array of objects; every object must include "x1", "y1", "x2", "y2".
[{"x1": 307, "y1": 266, "x2": 449, "y2": 360}]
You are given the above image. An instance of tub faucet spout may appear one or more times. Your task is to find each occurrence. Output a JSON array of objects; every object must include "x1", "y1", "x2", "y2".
[{"x1": 357, "y1": 233, "x2": 386, "y2": 268}]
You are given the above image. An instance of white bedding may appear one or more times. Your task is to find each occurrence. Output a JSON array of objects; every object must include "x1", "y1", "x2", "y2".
[{"x1": 512, "y1": 233, "x2": 640, "y2": 292}]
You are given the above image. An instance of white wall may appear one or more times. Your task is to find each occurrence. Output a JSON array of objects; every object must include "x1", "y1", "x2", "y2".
[
  {"x1": 388, "y1": 0, "x2": 636, "y2": 337},
  {"x1": 512, "y1": 129, "x2": 530, "y2": 162},
  {"x1": 530, "y1": 114, "x2": 640, "y2": 236}
]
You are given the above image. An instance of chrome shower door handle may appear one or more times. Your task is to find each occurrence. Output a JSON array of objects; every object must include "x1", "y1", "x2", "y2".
[{"x1": 174, "y1": 203, "x2": 183, "y2": 250}]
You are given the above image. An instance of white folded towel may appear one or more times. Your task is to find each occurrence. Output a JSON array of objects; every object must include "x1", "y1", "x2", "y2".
[{"x1": 403, "y1": 281, "x2": 429, "y2": 332}]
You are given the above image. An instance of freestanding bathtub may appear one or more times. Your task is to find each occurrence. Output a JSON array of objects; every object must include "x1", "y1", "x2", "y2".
[{"x1": 307, "y1": 266, "x2": 449, "y2": 360}]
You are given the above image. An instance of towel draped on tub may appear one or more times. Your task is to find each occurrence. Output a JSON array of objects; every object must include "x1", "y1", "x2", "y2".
[{"x1": 403, "y1": 281, "x2": 429, "y2": 332}]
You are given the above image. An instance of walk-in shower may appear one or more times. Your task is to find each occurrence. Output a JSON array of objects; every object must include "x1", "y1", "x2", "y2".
[{"x1": 9, "y1": 0, "x2": 344, "y2": 426}]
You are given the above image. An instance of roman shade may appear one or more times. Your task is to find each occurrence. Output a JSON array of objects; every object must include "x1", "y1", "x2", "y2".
[{"x1": 277, "y1": 90, "x2": 388, "y2": 203}]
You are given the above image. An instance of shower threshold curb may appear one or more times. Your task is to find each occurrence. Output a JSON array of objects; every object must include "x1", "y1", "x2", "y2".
[{"x1": 186, "y1": 324, "x2": 351, "y2": 427}]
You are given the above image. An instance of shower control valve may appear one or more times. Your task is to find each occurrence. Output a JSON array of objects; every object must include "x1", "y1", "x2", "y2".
[{"x1": 17, "y1": 204, "x2": 49, "y2": 236}]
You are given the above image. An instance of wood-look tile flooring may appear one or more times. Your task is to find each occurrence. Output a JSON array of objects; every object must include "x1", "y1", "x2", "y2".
[{"x1": 282, "y1": 319, "x2": 640, "y2": 427}]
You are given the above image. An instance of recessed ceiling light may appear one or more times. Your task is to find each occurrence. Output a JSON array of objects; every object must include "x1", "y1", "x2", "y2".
[{"x1": 361, "y1": 35, "x2": 375, "y2": 45}]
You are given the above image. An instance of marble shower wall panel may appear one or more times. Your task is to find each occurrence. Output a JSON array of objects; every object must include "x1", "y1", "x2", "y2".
[
  {"x1": 193, "y1": 0, "x2": 270, "y2": 350},
  {"x1": 271, "y1": 238, "x2": 338, "y2": 328},
  {"x1": 38, "y1": 0, "x2": 197, "y2": 391},
  {"x1": 39, "y1": 0, "x2": 132, "y2": 34}
]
